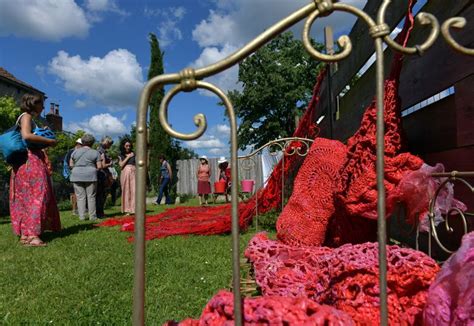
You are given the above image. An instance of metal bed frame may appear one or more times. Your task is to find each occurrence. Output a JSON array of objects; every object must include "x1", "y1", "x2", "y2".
[{"x1": 133, "y1": 1, "x2": 473, "y2": 324}]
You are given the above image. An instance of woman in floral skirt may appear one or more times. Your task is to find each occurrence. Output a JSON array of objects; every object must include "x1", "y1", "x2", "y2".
[{"x1": 9, "y1": 94, "x2": 60, "y2": 247}]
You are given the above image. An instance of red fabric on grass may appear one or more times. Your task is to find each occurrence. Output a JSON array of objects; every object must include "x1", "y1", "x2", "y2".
[
  {"x1": 98, "y1": 67, "x2": 327, "y2": 241},
  {"x1": 165, "y1": 290, "x2": 355, "y2": 325},
  {"x1": 245, "y1": 233, "x2": 440, "y2": 325}
]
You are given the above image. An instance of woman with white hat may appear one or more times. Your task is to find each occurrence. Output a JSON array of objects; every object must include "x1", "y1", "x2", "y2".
[{"x1": 196, "y1": 155, "x2": 211, "y2": 205}]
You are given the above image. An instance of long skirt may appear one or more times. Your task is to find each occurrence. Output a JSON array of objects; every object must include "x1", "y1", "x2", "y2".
[
  {"x1": 121, "y1": 165, "x2": 136, "y2": 213},
  {"x1": 9, "y1": 150, "x2": 61, "y2": 237},
  {"x1": 197, "y1": 180, "x2": 211, "y2": 195}
]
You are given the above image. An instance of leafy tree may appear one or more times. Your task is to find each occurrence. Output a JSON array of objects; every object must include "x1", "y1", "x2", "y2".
[
  {"x1": 0, "y1": 96, "x2": 21, "y2": 133},
  {"x1": 228, "y1": 31, "x2": 324, "y2": 150},
  {"x1": 0, "y1": 96, "x2": 21, "y2": 195},
  {"x1": 147, "y1": 33, "x2": 172, "y2": 190},
  {"x1": 146, "y1": 34, "x2": 198, "y2": 197}
]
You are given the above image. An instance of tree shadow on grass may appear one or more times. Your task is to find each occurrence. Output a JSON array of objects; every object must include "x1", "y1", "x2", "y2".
[
  {"x1": 101, "y1": 209, "x2": 154, "y2": 218},
  {"x1": 0, "y1": 217, "x2": 10, "y2": 225},
  {"x1": 41, "y1": 223, "x2": 96, "y2": 242}
]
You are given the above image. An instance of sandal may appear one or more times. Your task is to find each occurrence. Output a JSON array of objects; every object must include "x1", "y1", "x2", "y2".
[
  {"x1": 23, "y1": 236, "x2": 47, "y2": 247},
  {"x1": 19, "y1": 235, "x2": 29, "y2": 245}
]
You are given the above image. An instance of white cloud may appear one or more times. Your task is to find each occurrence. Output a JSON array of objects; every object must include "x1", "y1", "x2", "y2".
[
  {"x1": 190, "y1": 43, "x2": 241, "y2": 94},
  {"x1": 74, "y1": 99, "x2": 87, "y2": 108},
  {"x1": 85, "y1": 0, "x2": 129, "y2": 22},
  {"x1": 145, "y1": 6, "x2": 186, "y2": 47},
  {"x1": 216, "y1": 124, "x2": 230, "y2": 135},
  {"x1": 190, "y1": 0, "x2": 366, "y2": 92},
  {"x1": 183, "y1": 124, "x2": 231, "y2": 157},
  {"x1": 187, "y1": 136, "x2": 226, "y2": 149},
  {"x1": 65, "y1": 113, "x2": 127, "y2": 138},
  {"x1": 208, "y1": 148, "x2": 228, "y2": 155},
  {"x1": 47, "y1": 49, "x2": 144, "y2": 110},
  {"x1": 0, "y1": 0, "x2": 90, "y2": 41},
  {"x1": 192, "y1": 11, "x2": 238, "y2": 48}
]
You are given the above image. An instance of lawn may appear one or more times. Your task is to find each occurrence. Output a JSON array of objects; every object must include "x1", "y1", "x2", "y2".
[{"x1": 0, "y1": 199, "x2": 268, "y2": 324}]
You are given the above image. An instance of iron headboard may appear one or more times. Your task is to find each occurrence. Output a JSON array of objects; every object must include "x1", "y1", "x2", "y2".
[{"x1": 133, "y1": 1, "x2": 473, "y2": 324}]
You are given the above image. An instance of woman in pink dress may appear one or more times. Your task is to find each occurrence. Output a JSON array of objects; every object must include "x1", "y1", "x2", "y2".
[
  {"x1": 9, "y1": 94, "x2": 60, "y2": 247},
  {"x1": 196, "y1": 155, "x2": 211, "y2": 205},
  {"x1": 119, "y1": 138, "x2": 136, "y2": 215}
]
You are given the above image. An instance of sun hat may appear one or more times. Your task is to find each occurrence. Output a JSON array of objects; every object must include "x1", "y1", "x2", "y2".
[
  {"x1": 199, "y1": 155, "x2": 208, "y2": 162},
  {"x1": 217, "y1": 156, "x2": 228, "y2": 164},
  {"x1": 76, "y1": 138, "x2": 83, "y2": 144}
]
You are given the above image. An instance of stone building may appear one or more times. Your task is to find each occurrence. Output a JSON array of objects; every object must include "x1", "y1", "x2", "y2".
[{"x1": 0, "y1": 66, "x2": 63, "y2": 131}]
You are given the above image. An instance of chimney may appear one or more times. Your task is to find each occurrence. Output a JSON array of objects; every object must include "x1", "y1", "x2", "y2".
[{"x1": 46, "y1": 103, "x2": 63, "y2": 132}]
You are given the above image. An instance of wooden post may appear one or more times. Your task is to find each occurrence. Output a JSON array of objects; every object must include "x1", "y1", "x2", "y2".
[{"x1": 324, "y1": 26, "x2": 336, "y2": 138}]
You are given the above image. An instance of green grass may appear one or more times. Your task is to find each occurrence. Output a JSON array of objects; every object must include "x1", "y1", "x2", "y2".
[{"x1": 0, "y1": 199, "x2": 269, "y2": 324}]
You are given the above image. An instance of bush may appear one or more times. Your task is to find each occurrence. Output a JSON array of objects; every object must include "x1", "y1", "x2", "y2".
[
  {"x1": 252, "y1": 209, "x2": 279, "y2": 231},
  {"x1": 57, "y1": 199, "x2": 72, "y2": 211},
  {"x1": 176, "y1": 193, "x2": 194, "y2": 204}
]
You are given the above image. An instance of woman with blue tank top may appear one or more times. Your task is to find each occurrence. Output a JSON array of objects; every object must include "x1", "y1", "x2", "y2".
[{"x1": 156, "y1": 155, "x2": 173, "y2": 205}]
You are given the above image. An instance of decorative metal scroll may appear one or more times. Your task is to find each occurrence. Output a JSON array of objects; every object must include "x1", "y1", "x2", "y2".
[
  {"x1": 424, "y1": 171, "x2": 474, "y2": 256},
  {"x1": 134, "y1": 0, "x2": 474, "y2": 325},
  {"x1": 238, "y1": 137, "x2": 315, "y2": 230}
]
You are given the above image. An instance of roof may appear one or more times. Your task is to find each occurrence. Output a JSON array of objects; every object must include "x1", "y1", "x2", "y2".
[{"x1": 0, "y1": 67, "x2": 44, "y2": 95}]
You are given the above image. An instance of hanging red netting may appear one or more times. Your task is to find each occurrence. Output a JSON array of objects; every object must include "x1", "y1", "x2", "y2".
[
  {"x1": 245, "y1": 233, "x2": 440, "y2": 325},
  {"x1": 276, "y1": 0, "x2": 431, "y2": 247},
  {"x1": 165, "y1": 290, "x2": 355, "y2": 325},
  {"x1": 98, "y1": 66, "x2": 327, "y2": 241}
]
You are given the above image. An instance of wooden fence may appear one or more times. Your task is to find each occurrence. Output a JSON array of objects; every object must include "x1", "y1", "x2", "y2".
[{"x1": 176, "y1": 157, "x2": 265, "y2": 195}]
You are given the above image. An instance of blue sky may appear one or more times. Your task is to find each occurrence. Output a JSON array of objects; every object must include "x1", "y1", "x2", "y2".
[{"x1": 0, "y1": 0, "x2": 367, "y2": 157}]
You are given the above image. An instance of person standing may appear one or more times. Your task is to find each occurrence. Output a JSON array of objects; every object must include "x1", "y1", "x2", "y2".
[
  {"x1": 155, "y1": 154, "x2": 173, "y2": 205},
  {"x1": 196, "y1": 155, "x2": 211, "y2": 205},
  {"x1": 218, "y1": 157, "x2": 231, "y2": 203},
  {"x1": 70, "y1": 134, "x2": 101, "y2": 221},
  {"x1": 9, "y1": 94, "x2": 60, "y2": 247},
  {"x1": 96, "y1": 136, "x2": 113, "y2": 218},
  {"x1": 65, "y1": 138, "x2": 83, "y2": 215},
  {"x1": 119, "y1": 138, "x2": 135, "y2": 215}
]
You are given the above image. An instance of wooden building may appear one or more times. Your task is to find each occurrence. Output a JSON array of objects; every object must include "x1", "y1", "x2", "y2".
[{"x1": 314, "y1": 0, "x2": 473, "y2": 254}]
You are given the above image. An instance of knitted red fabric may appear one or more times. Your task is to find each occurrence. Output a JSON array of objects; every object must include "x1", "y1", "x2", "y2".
[
  {"x1": 245, "y1": 233, "x2": 440, "y2": 326},
  {"x1": 336, "y1": 0, "x2": 421, "y2": 222},
  {"x1": 276, "y1": 138, "x2": 347, "y2": 246},
  {"x1": 276, "y1": 1, "x2": 425, "y2": 247},
  {"x1": 166, "y1": 290, "x2": 355, "y2": 325},
  {"x1": 336, "y1": 79, "x2": 423, "y2": 221}
]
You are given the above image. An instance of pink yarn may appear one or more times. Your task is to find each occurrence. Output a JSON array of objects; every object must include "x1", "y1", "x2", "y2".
[
  {"x1": 245, "y1": 232, "x2": 440, "y2": 325},
  {"x1": 423, "y1": 231, "x2": 474, "y2": 325},
  {"x1": 394, "y1": 163, "x2": 467, "y2": 231}
]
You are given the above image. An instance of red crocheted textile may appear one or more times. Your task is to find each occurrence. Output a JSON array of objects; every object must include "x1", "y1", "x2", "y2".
[
  {"x1": 245, "y1": 233, "x2": 440, "y2": 326},
  {"x1": 276, "y1": 1, "x2": 426, "y2": 247},
  {"x1": 336, "y1": 0, "x2": 421, "y2": 222},
  {"x1": 166, "y1": 290, "x2": 355, "y2": 325},
  {"x1": 276, "y1": 138, "x2": 347, "y2": 246},
  {"x1": 336, "y1": 79, "x2": 423, "y2": 221},
  {"x1": 98, "y1": 205, "x2": 235, "y2": 241}
]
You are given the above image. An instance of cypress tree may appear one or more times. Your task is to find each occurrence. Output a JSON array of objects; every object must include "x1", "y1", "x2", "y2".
[{"x1": 147, "y1": 33, "x2": 171, "y2": 192}]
